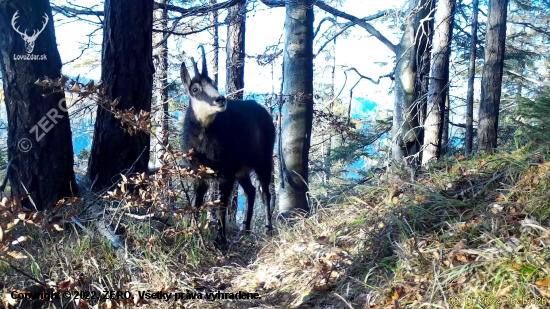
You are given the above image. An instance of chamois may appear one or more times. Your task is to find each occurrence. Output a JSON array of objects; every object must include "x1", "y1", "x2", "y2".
[{"x1": 180, "y1": 47, "x2": 275, "y2": 244}]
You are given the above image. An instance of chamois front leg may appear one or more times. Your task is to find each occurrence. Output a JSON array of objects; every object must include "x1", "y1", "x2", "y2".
[{"x1": 216, "y1": 176, "x2": 235, "y2": 246}]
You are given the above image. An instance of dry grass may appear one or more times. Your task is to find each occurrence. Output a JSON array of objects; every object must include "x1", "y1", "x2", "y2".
[{"x1": 2, "y1": 144, "x2": 550, "y2": 309}]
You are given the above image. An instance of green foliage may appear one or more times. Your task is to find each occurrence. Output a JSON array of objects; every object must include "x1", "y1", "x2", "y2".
[{"x1": 514, "y1": 91, "x2": 550, "y2": 144}]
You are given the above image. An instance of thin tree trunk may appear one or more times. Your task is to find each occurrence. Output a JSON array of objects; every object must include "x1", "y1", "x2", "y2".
[
  {"x1": 88, "y1": 0, "x2": 153, "y2": 190},
  {"x1": 415, "y1": 0, "x2": 435, "y2": 163},
  {"x1": 422, "y1": 0, "x2": 456, "y2": 164},
  {"x1": 465, "y1": 0, "x2": 479, "y2": 156},
  {"x1": 477, "y1": 0, "x2": 508, "y2": 153},
  {"x1": 153, "y1": 0, "x2": 169, "y2": 168},
  {"x1": 0, "y1": 0, "x2": 76, "y2": 210},
  {"x1": 279, "y1": 0, "x2": 313, "y2": 215},
  {"x1": 210, "y1": 0, "x2": 219, "y2": 88},
  {"x1": 226, "y1": 0, "x2": 246, "y2": 100},
  {"x1": 325, "y1": 39, "x2": 335, "y2": 183}
]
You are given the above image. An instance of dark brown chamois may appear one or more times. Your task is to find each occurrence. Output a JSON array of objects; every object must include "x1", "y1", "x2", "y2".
[{"x1": 180, "y1": 47, "x2": 275, "y2": 245}]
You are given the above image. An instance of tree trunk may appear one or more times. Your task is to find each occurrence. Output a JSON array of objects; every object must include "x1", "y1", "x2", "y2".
[
  {"x1": 464, "y1": 0, "x2": 479, "y2": 156},
  {"x1": 88, "y1": 0, "x2": 153, "y2": 190},
  {"x1": 226, "y1": 0, "x2": 246, "y2": 100},
  {"x1": 392, "y1": 5, "x2": 417, "y2": 162},
  {"x1": 441, "y1": 93, "x2": 450, "y2": 156},
  {"x1": 477, "y1": 0, "x2": 508, "y2": 153},
  {"x1": 279, "y1": 0, "x2": 313, "y2": 216},
  {"x1": 325, "y1": 39, "x2": 335, "y2": 183},
  {"x1": 210, "y1": 0, "x2": 219, "y2": 88},
  {"x1": 422, "y1": 0, "x2": 456, "y2": 164},
  {"x1": 0, "y1": 0, "x2": 76, "y2": 210},
  {"x1": 153, "y1": 0, "x2": 169, "y2": 168},
  {"x1": 415, "y1": 0, "x2": 435, "y2": 162},
  {"x1": 392, "y1": 0, "x2": 433, "y2": 163}
]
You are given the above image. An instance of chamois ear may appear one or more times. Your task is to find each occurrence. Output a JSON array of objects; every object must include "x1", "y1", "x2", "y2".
[
  {"x1": 180, "y1": 61, "x2": 191, "y2": 90},
  {"x1": 198, "y1": 45, "x2": 208, "y2": 77}
]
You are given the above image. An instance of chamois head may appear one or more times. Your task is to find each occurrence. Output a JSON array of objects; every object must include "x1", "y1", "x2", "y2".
[{"x1": 180, "y1": 46, "x2": 226, "y2": 126}]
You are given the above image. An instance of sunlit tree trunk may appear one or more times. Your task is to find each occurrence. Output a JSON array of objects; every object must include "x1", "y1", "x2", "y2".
[
  {"x1": 88, "y1": 0, "x2": 153, "y2": 190},
  {"x1": 422, "y1": 0, "x2": 456, "y2": 164},
  {"x1": 477, "y1": 0, "x2": 508, "y2": 153},
  {"x1": 392, "y1": 5, "x2": 417, "y2": 162},
  {"x1": 279, "y1": 0, "x2": 313, "y2": 215},
  {"x1": 392, "y1": 0, "x2": 434, "y2": 163},
  {"x1": 153, "y1": 0, "x2": 169, "y2": 168},
  {"x1": 0, "y1": 0, "x2": 76, "y2": 210},
  {"x1": 465, "y1": 0, "x2": 479, "y2": 156},
  {"x1": 415, "y1": 0, "x2": 435, "y2": 162}
]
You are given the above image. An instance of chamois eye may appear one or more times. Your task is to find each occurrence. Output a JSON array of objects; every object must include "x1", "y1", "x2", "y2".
[{"x1": 192, "y1": 87, "x2": 198, "y2": 93}]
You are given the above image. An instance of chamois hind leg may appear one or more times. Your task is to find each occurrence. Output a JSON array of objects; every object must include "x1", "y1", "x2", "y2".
[
  {"x1": 193, "y1": 179, "x2": 208, "y2": 208},
  {"x1": 238, "y1": 175, "x2": 256, "y2": 232},
  {"x1": 256, "y1": 165, "x2": 273, "y2": 232},
  {"x1": 216, "y1": 176, "x2": 235, "y2": 246}
]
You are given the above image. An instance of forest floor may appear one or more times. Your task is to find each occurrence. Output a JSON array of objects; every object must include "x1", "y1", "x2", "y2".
[{"x1": 2, "y1": 143, "x2": 550, "y2": 309}]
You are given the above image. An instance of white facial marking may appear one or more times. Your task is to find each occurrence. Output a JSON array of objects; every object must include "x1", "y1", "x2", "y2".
[
  {"x1": 204, "y1": 83, "x2": 222, "y2": 99},
  {"x1": 191, "y1": 100, "x2": 222, "y2": 126},
  {"x1": 190, "y1": 82, "x2": 226, "y2": 127}
]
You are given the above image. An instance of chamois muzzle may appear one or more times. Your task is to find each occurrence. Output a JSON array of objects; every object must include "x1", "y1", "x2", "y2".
[{"x1": 214, "y1": 96, "x2": 227, "y2": 108}]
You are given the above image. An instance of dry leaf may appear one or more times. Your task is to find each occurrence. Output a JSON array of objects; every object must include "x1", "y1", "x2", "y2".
[
  {"x1": 536, "y1": 278, "x2": 550, "y2": 288},
  {"x1": 454, "y1": 239, "x2": 466, "y2": 250}
]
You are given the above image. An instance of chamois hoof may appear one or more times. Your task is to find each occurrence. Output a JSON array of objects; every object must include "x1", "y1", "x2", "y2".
[
  {"x1": 277, "y1": 211, "x2": 291, "y2": 220},
  {"x1": 214, "y1": 235, "x2": 228, "y2": 249},
  {"x1": 264, "y1": 225, "x2": 275, "y2": 236}
]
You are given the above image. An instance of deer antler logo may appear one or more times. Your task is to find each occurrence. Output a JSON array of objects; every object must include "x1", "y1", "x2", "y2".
[{"x1": 11, "y1": 11, "x2": 49, "y2": 54}]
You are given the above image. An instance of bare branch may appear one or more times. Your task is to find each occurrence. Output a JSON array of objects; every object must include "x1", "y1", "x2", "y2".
[
  {"x1": 449, "y1": 121, "x2": 466, "y2": 128},
  {"x1": 505, "y1": 69, "x2": 546, "y2": 86},
  {"x1": 158, "y1": 0, "x2": 242, "y2": 17},
  {"x1": 315, "y1": 23, "x2": 354, "y2": 57},
  {"x1": 510, "y1": 21, "x2": 550, "y2": 37},
  {"x1": 52, "y1": 4, "x2": 104, "y2": 17},
  {"x1": 53, "y1": 0, "x2": 242, "y2": 21},
  {"x1": 258, "y1": 0, "x2": 285, "y2": 8},
  {"x1": 153, "y1": 20, "x2": 227, "y2": 37},
  {"x1": 315, "y1": 1, "x2": 396, "y2": 53},
  {"x1": 346, "y1": 67, "x2": 393, "y2": 84},
  {"x1": 314, "y1": 17, "x2": 337, "y2": 38}
]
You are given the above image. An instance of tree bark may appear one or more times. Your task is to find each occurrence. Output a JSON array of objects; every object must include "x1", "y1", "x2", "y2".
[
  {"x1": 464, "y1": 0, "x2": 479, "y2": 156},
  {"x1": 477, "y1": 0, "x2": 508, "y2": 153},
  {"x1": 279, "y1": 0, "x2": 313, "y2": 215},
  {"x1": 0, "y1": 0, "x2": 76, "y2": 210},
  {"x1": 422, "y1": 0, "x2": 456, "y2": 164},
  {"x1": 88, "y1": 0, "x2": 153, "y2": 190},
  {"x1": 153, "y1": 0, "x2": 169, "y2": 168},
  {"x1": 226, "y1": 0, "x2": 246, "y2": 100}
]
